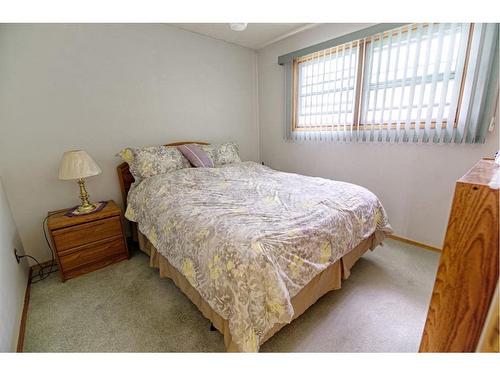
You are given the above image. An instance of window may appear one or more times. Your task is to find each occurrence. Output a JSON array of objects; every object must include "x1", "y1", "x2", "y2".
[
  {"x1": 361, "y1": 24, "x2": 469, "y2": 131},
  {"x1": 294, "y1": 42, "x2": 359, "y2": 131},
  {"x1": 285, "y1": 23, "x2": 498, "y2": 143}
]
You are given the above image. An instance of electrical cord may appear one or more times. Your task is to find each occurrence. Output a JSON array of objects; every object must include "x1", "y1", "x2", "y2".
[
  {"x1": 17, "y1": 212, "x2": 59, "y2": 284},
  {"x1": 31, "y1": 213, "x2": 59, "y2": 283}
]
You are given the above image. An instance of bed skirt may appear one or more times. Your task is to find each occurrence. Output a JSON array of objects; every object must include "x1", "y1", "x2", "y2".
[{"x1": 137, "y1": 231, "x2": 381, "y2": 352}]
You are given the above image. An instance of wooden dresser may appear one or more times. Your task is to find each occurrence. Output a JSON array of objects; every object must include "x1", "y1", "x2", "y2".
[
  {"x1": 48, "y1": 200, "x2": 129, "y2": 282},
  {"x1": 420, "y1": 158, "x2": 499, "y2": 352}
]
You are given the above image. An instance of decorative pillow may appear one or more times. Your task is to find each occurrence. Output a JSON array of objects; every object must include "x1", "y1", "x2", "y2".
[
  {"x1": 200, "y1": 142, "x2": 241, "y2": 166},
  {"x1": 177, "y1": 144, "x2": 214, "y2": 168},
  {"x1": 118, "y1": 145, "x2": 191, "y2": 180}
]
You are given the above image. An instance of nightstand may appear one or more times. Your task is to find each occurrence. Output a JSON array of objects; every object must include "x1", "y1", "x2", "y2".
[{"x1": 47, "y1": 200, "x2": 129, "y2": 282}]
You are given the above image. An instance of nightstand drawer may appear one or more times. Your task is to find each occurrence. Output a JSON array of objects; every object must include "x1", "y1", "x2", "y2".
[
  {"x1": 52, "y1": 216, "x2": 122, "y2": 251},
  {"x1": 58, "y1": 235, "x2": 126, "y2": 272}
]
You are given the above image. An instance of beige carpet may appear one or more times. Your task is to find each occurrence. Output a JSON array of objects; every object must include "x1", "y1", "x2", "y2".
[{"x1": 23, "y1": 238, "x2": 439, "y2": 352}]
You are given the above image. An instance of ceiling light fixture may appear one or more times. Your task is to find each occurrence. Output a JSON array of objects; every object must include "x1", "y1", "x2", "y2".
[{"x1": 229, "y1": 23, "x2": 248, "y2": 32}]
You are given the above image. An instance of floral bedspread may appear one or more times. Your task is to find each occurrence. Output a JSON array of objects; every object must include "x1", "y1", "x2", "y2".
[{"x1": 125, "y1": 161, "x2": 392, "y2": 351}]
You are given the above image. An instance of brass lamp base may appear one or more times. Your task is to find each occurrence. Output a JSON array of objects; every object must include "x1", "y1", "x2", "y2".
[
  {"x1": 76, "y1": 178, "x2": 98, "y2": 214},
  {"x1": 76, "y1": 202, "x2": 98, "y2": 214}
]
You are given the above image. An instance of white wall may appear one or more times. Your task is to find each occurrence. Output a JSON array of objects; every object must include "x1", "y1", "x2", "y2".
[
  {"x1": 0, "y1": 177, "x2": 29, "y2": 352},
  {"x1": 0, "y1": 24, "x2": 259, "y2": 262},
  {"x1": 258, "y1": 23, "x2": 499, "y2": 248}
]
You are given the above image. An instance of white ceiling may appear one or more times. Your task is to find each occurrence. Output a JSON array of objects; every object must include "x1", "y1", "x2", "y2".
[{"x1": 171, "y1": 23, "x2": 316, "y2": 50}]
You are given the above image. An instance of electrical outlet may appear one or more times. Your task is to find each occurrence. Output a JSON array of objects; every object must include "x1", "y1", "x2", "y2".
[{"x1": 14, "y1": 248, "x2": 22, "y2": 264}]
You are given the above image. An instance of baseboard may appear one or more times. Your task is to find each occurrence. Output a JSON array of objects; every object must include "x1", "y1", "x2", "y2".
[
  {"x1": 16, "y1": 260, "x2": 58, "y2": 352},
  {"x1": 388, "y1": 234, "x2": 442, "y2": 253},
  {"x1": 16, "y1": 268, "x2": 32, "y2": 353}
]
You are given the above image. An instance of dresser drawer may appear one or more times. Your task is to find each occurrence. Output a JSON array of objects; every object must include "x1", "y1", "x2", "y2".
[
  {"x1": 58, "y1": 235, "x2": 126, "y2": 272},
  {"x1": 52, "y1": 216, "x2": 122, "y2": 251}
]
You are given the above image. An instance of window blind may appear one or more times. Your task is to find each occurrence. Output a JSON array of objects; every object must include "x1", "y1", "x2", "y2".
[
  {"x1": 294, "y1": 42, "x2": 359, "y2": 142},
  {"x1": 360, "y1": 23, "x2": 469, "y2": 143},
  {"x1": 281, "y1": 23, "x2": 499, "y2": 144}
]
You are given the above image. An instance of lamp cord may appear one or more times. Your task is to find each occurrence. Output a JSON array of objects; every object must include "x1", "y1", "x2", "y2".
[{"x1": 17, "y1": 213, "x2": 59, "y2": 284}]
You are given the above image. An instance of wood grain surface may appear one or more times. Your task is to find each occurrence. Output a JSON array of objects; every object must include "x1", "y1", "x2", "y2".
[
  {"x1": 419, "y1": 159, "x2": 499, "y2": 352},
  {"x1": 477, "y1": 282, "x2": 499, "y2": 352},
  {"x1": 47, "y1": 200, "x2": 121, "y2": 230}
]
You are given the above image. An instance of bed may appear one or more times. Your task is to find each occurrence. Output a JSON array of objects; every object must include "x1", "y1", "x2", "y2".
[{"x1": 117, "y1": 141, "x2": 392, "y2": 352}]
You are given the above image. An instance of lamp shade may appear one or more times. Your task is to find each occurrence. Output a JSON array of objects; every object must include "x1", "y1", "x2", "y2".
[{"x1": 58, "y1": 150, "x2": 102, "y2": 180}]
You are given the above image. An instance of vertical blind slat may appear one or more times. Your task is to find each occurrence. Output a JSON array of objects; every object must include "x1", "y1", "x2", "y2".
[
  {"x1": 370, "y1": 34, "x2": 384, "y2": 142},
  {"x1": 414, "y1": 24, "x2": 435, "y2": 143},
  {"x1": 345, "y1": 45, "x2": 351, "y2": 142},
  {"x1": 394, "y1": 27, "x2": 414, "y2": 142},
  {"x1": 388, "y1": 27, "x2": 403, "y2": 143},
  {"x1": 425, "y1": 23, "x2": 446, "y2": 143},
  {"x1": 338, "y1": 44, "x2": 347, "y2": 142},
  {"x1": 361, "y1": 36, "x2": 375, "y2": 142},
  {"x1": 327, "y1": 47, "x2": 334, "y2": 142},
  {"x1": 348, "y1": 42, "x2": 356, "y2": 142},
  {"x1": 449, "y1": 23, "x2": 471, "y2": 143},
  {"x1": 333, "y1": 46, "x2": 341, "y2": 142},
  {"x1": 435, "y1": 23, "x2": 458, "y2": 143},
  {"x1": 353, "y1": 42, "x2": 362, "y2": 142},
  {"x1": 318, "y1": 49, "x2": 326, "y2": 141},
  {"x1": 379, "y1": 30, "x2": 394, "y2": 142},
  {"x1": 404, "y1": 24, "x2": 425, "y2": 142},
  {"x1": 305, "y1": 53, "x2": 314, "y2": 140},
  {"x1": 310, "y1": 52, "x2": 318, "y2": 140}
]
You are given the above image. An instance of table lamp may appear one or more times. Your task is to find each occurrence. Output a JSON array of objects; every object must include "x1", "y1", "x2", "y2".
[{"x1": 58, "y1": 150, "x2": 102, "y2": 214}]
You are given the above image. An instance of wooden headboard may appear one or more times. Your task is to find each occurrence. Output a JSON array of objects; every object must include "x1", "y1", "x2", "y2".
[{"x1": 117, "y1": 141, "x2": 209, "y2": 211}]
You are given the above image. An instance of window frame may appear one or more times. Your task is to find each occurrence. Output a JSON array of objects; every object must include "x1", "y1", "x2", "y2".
[{"x1": 291, "y1": 23, "x2": 475, "y2": 133}]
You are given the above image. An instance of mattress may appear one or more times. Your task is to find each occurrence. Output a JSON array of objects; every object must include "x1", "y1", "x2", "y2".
[{"x1": 125, "y1": 161, "x2": 392, "y2": 351}]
